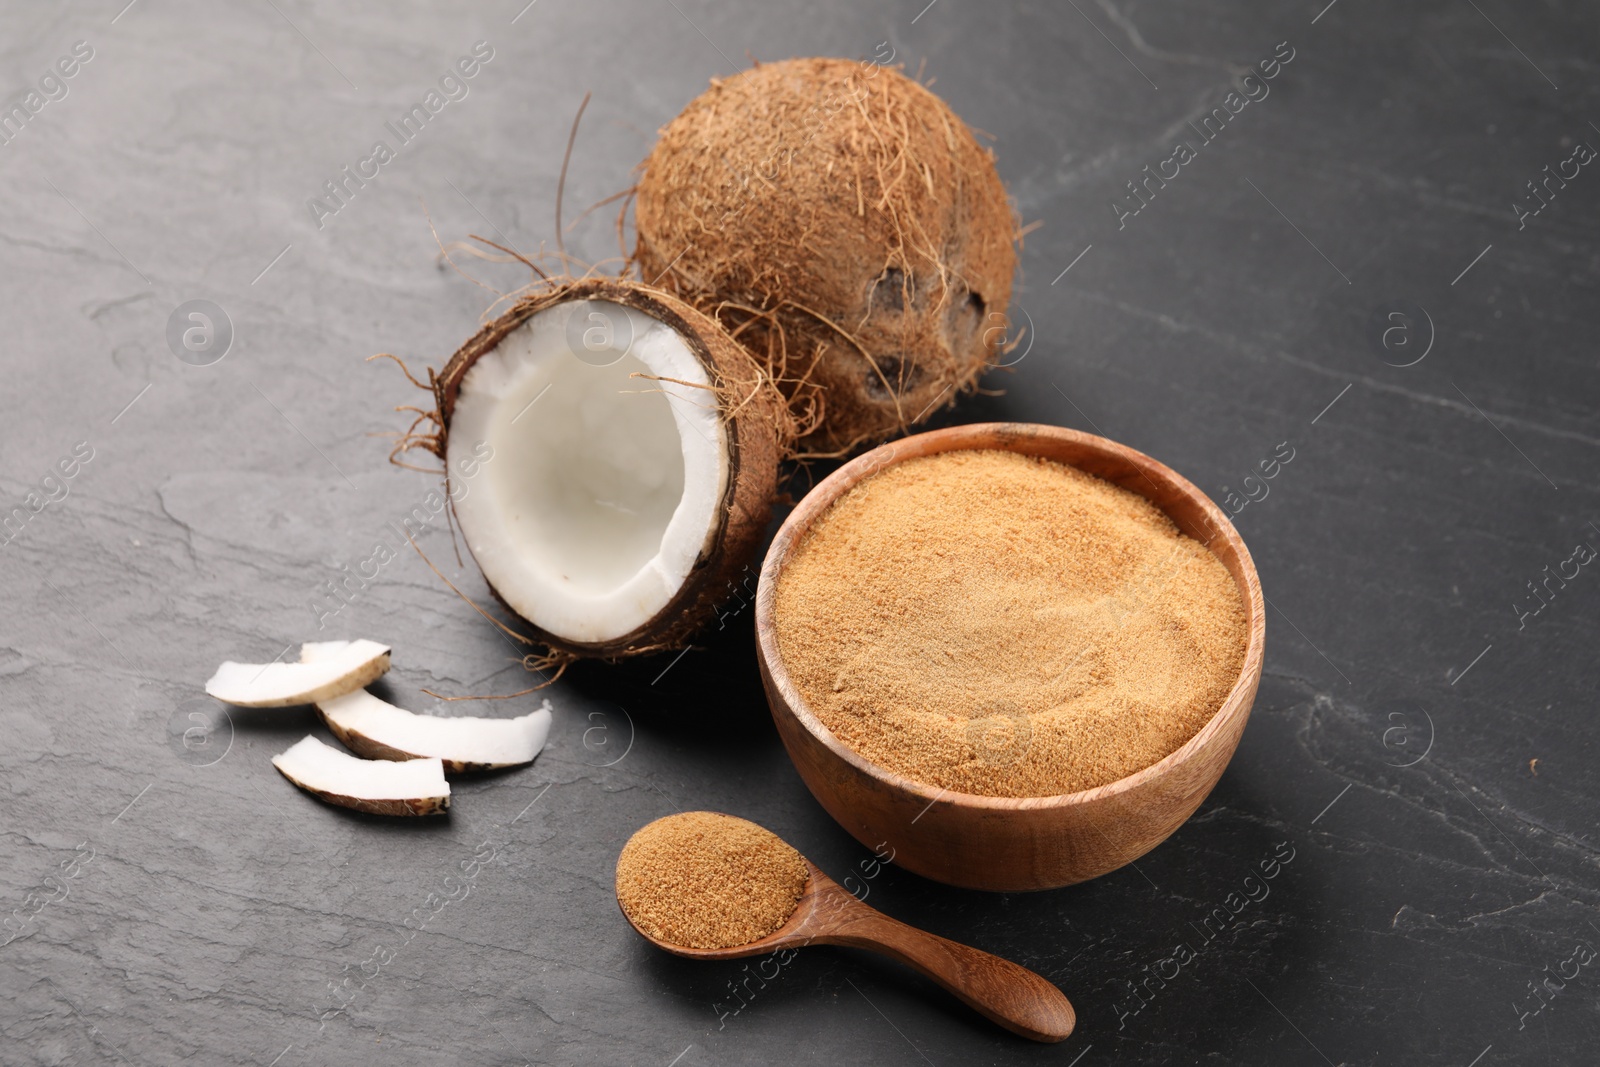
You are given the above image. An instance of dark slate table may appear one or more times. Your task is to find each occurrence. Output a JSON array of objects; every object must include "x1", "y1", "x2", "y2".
[{"x1": 3, "y1": 1, "x2": 1596, "y2": 1064}]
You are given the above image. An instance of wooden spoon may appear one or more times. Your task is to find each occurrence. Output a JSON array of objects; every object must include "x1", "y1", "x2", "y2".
[{"x1": 620, "y1": 856, "x2": 1076, "y2": 1043}]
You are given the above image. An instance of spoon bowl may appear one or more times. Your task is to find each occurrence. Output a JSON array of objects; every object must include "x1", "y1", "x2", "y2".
[{"x1": 620, "y1": 854, "x2": 1076, "y2": 1043}]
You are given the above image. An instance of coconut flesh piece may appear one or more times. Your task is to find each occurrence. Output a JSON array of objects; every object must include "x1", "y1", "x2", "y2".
[
  {"x1": 204, "y1": 639, "x2": 390, "y2": 707},
  {"x1": 272, "y1": 735, "x2": 449, "y2": 816},
  {"x1": 299, "y1": 641, "x2": 549, "y2": 771},
  {"x1": 446, "y1": 298, "x2": 729, "y2": 647},
  {"x1": 315, "y1": 689, "x2": 551, "y2": 773}
]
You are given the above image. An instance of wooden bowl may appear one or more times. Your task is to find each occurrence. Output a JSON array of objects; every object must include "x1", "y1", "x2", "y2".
[{"x1": 754, "y1": 423, "x2": 1265, "y2": 892}]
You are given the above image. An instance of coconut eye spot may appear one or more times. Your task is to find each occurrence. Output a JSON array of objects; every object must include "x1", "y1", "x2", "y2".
[
  {"x1": 862, "y1": 353, "x2": 923, "y2": 402},
  {"x1": 870, "y1": 267, "x2": 910, "y2": 313},
  {"x1": 446, "y1": 300, "x2": 727, "y2": 645},
  {"x1": 948, "y1": 287, "x2": 986, "y2": 355}
]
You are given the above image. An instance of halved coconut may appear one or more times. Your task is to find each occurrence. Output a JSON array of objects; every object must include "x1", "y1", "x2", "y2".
[
  {"x1": 205, "y1": 640, "x2": 390, "y2": 707},
  {"x1": 271, "y1": 735, "x2": 449, "y2": 816},
  {"x1": 431, "y1": 278, "x2": 786, "y2": 660},
  {"x1": 317, "y1": 690, "x2": 551, "y2": 773}
]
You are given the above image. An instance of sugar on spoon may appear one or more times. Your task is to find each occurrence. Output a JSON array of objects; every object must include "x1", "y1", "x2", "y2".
[{"x1": 615, "y1": 811, "x2": 1075, "y2": 1043}]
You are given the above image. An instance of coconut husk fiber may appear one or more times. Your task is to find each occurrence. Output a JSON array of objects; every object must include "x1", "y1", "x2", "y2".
[{"x1": 634, "y1": 56, "x2": 1018, "y2": 455}]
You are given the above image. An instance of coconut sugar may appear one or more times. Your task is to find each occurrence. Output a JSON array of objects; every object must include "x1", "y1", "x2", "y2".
[
  {"x1": 773, "y1": 449, "x2": 1248, "y2": 799},
  {"x1": 616, "y1": 812, "x2": 809, "y2": 950}
]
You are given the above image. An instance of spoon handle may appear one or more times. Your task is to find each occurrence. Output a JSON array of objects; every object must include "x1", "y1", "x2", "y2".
[{"x1": 811, "y1": 883, "x2": 1076, "y2": 1042}]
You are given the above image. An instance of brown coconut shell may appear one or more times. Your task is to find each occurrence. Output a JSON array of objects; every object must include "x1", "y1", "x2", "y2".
[
  {"x1": 634, "y1": 57, "x2": 1018, "y2": 455},
  {"x1": 431, "y1": 277, "x2": 788, "y2": 663},
  {"x1": 309, "y1": 791, "x2": 448, "y2": 818}
]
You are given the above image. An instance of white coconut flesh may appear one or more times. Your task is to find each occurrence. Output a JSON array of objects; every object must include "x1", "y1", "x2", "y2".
[
  {"x1": 300, "y1": 639, "x2": 361, "y2": 661},
  {"x1": 205, "y1": 639, "x2": 390, "y2": 707},
  {"x1": 298, "y1": 642, "x2": 550, "y2": 770},
  {"x1": 272, "y1": 735, "x2": 449, "y2": 814},
  {"x1": 446, "y1": 300, "x2": 729, "y2": 645},
  {"x1": 318, "y1": 689, "x2": 552, "y2": 770}
]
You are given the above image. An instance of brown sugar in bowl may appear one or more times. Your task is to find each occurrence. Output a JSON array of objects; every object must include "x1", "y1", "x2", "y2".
[{"x1": 754, "y1": 423, "x2": 1266, "y2": 892}]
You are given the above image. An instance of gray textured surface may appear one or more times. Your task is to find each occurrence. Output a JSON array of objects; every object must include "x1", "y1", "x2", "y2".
[{"x1": 3, "y1": 1, "x2": 1599, "y2": 1064}]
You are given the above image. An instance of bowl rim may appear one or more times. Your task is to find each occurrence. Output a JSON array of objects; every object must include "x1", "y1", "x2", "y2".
[{"x1": 754, "y1": 421, "x2": 1266, "y2": 813}]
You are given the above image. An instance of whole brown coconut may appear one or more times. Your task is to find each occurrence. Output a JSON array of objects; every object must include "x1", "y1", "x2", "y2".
[
  {"x1": 399, "y1": 277, "x2": 790, "y2": 669},
  {"x1": 634, "y1": 57, "x2": 1018, "y2": 454}
]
